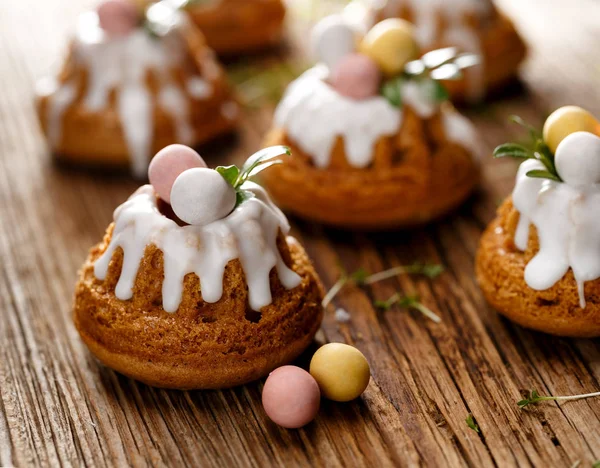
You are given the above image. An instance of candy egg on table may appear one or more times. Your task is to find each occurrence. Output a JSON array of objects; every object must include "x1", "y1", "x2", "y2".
[
  {"x1": 170, "y1": 168, "x2": 236, "y2": 226},
  {"x1": 331, "y1": 53, "x2": 382, "y2": 100},
  {"x1": 309, "y1": 343, "x2": 370, "y2": 402},
  {"x1": 262, "y1": 366, "x2": 321, "y2": 429},
  {"x1": 359, "y1": 18, "x2": 418, "y2": 76},
  {"x1": 554, "y1": 131, "x2": 600, "y2": 186},
  {"x1": 311, "y1": 14, "x2": 357, "y2": 70},
  {"x1": 97, "y1": 0, "x2": 140, "y2": 36},
  {"x1": 148, "y1": 144, "x2": 207, "y2": 203},
  {"x1": 543, "y1": 106, "x2": 600, "y2": 154}
]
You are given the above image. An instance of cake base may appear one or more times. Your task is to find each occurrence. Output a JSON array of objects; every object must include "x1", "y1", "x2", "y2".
[
  {"x1": 74, "y1": 232, "x2": 324, "y2": 389},
  {"x1": 476, "y1": 200, "x2": 600, "y2": 337}
]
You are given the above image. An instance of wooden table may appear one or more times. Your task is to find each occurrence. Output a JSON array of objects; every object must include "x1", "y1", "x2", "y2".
[{"x1": 1, "y1": 0, "x2": 600, "y2": 466}]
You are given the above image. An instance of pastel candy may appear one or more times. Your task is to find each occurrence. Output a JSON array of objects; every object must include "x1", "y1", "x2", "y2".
[
  {"x1": 331, "y1": 53, "x2": 381, "y2": 100},
  {"x1": 311, "y1": 15, "x2": 357, "y2": 70},
  {"x1": 97, "y1": 0, "x2": 140, "y2": 37},
  {"x1": 170, "y1": 168, "x2": 236, "y2": 226},
  {"x1": 543, "y1": 106, "x2": 600, "y2": 154},
  {"x1": 148, "y1": 144, "x2": 206, "y2": 203},
  {"x1": 262, "y1": 366, "x2": 321, "y2": 429},
  {"x1": 555, "y1": 131, "x2": 600, "y2": 187}
]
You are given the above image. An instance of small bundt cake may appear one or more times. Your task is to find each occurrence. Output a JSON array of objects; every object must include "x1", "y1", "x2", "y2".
[
  {"x1": 261, "y1": 17, "x2": 481, "y2": 229},
  {"x1": 186, "y1": 0, "x2": 286, "y2": 55},
  {"x1": 37, "y1": 0, "x2": 237, "y2": 178},
  {"x1": 74, "y1": 145, "x2": 324, "y2": 389},
  {"x1": 346, "y1": 0, "x2": 527, "y2": 102},
  {"x1": 476, "y1": 107, "x2": 600, "y2": 337}
]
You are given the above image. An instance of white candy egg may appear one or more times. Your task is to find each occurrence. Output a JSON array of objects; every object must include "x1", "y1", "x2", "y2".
[
  {"x1": 170, "y1": 168, "x2": 237, "y2": 226},
  {"x1": 311, "y1": 15, "x2": 357, "y2": 70},
  {"x1": 555, "y1": 131, "x2": 600, "y2": 187}
]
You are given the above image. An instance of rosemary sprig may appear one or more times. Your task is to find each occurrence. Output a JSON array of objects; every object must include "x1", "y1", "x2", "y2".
[
  {"x1": 381, "y1": 47, "x2": 478, "y2": 108},
  {"x1": 321, "y1": 263, "x2": 444, "y2": 308},
  {"x1": 493, "y1": 115, "x2": 562, "y2": 182},
  {"x1": 215, "y1": 146, "x2": 290, "y2": 208},
  {"x1": 374, "y1": 294, "x2": 441, "y2": 323},
  {"x1": 466, "y1": 414, "x2": 480, "y2": 433},
  {"x1": 517, "y1": 389, "x2": 600, "y2": 408}
]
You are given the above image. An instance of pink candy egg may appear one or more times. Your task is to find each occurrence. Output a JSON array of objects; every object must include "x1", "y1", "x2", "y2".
[
  {"x1": 148, "y1": 145, "x2": 207, "y2": 203},
  {"x1": 330, "y1": 53, "x2": 382, "y2": 100},
  {"x1": 97, "y1": 0, "x2": 140, "y2": 37},
  {"x1": 262, "y1": 366, "x2": 321, "y2": 429}
]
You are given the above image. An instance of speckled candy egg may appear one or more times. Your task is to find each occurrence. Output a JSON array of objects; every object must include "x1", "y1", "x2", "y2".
[
  {"x1": 555, "y1": 131, "x2": 600, "y2": 186},
  {"x1": 311, "y1": 15, "x2": 357, "y2": 70},
  {"x1": 97, "y1": 0, "x2": 140, "y2": 37},
  {"x1": 331, "y1": 53, "x2": 381, "y2": 100},
  {"x1": 309, "y1": 343, "x2": 370, "y2": 402},
  {"x1": 359, "y1": 18, "x2": 418, "y2": 76},
  {"x1": 262, "y1": 366, "x2": 321, "y2": 429},
  {"x1": 148, "y1": 144, "x2": 207, "y2": 203},
  {"x1": 543, "y1": 106, "x2": 600, "y2": 154},
  {"x1": 170, "y1": 167, "x2": 236, "y2": 226}
]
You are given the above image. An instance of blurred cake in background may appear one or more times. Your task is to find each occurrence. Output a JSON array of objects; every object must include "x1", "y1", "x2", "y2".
[
  {"x1": 346, "y1": 0, "x2": 527, "y2": 102},
  {"x1": 262, "y1": 16, "x2": 482, "y2": 229},
  {"x1": 186, "y1": 0, "x2": 286, "y2": 55},
  {"x1": 36, "y1": 0, "x2": 237, "y2": 178}
]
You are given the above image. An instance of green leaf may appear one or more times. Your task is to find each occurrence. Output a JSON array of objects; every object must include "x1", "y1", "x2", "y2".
[
  {"x1": 242, "y1": 146, "x2": 291, "y2": 173},
  {"x1": 466, "y1": 414, "x2": 480, "y2": 433},
  {"x1": 381, "y1": 77, "x2": 403, "y2": 108},
  {"x1": 592, "y1": 460, "x2": 600, "y2": 468},
  {"x1": 421, "y1": 47, "x2": 458, "y2": 69},
  {"x1": 526, "y1": 169, "x2": 561, "y2": 182},
  {"x1": 509, "y1": 115, "x2": 542, "y2": 140},
  {"x1": 493, "y1": 143, "x2": 533, "y2": 159},
  {"x1": 422, "y1": 264, "x2": 444, "y2": 279},
  {"x1": 350, "y1": 268, "x2": 370, "y2": 285},
  {"x1": 431, "y1": 80, "x2": 449, "y2": 103},
  {"x1": 374, "y1": 300, "x2": 392, "y2": 311},
  {"x1": 215, "y1": 165, "x2": 240, "y2": 187},
  {"x1": 248, "y1": 160, "x2": 283, "y2": 177},
  {"x1": 235, "y1": 189, "x2": 254, "y2": 207}
]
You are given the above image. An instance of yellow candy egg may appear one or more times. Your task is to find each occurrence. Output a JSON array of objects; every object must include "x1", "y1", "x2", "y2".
[
  {"x1": 543, "y1": 106, "x2": 600, "y2": 154},
  {"x1": 309, "y1": 343, "x2": 370, "y2": 402},
  {"x1": 359, "y1": 18, "x2": 419, "y2": 76}
]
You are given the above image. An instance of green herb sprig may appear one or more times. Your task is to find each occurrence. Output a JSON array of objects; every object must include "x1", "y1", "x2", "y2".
[
  {"x1": 466, "y1": 413, "x2": 480, "y2": 433},
  {"x1": 517, "y1": 389, "x2": 600, "y2": 408},
  {"x1": 374, "y1": 293, "x2": 441, "y2": 323},
  {"x1": 215, "y1": 146, "x2": 290, "y2": 208},
  {"x1": 493, "y1": 116, "x2": 562, "y2": 182},
  {"x1": 321, "y1": 262, "x2": 444, "y2": 308},
  {"x1": 381, "y1": 47, "x2": 479, "y2": 108}
]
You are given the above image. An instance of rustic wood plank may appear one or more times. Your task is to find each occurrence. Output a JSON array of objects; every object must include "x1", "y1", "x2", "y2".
[{"x1": 1, "y1": 0, "x2": 600, "y2": 466}]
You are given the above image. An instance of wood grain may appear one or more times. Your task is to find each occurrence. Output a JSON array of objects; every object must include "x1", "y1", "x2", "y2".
[{"x1": 1, "y1": 0, "x2": 600, "y2": 466}]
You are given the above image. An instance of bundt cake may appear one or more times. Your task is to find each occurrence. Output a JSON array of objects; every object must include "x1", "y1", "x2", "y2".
[
  {"x1": 186, "y1": 0, "x2": 286, "y2": 55},
  {"x1": 345, "y1": 0, "x2": 527, "y2": 102},
  {"x1": 476, "y1": 106, "x2": 600, "y2": 337},
  {"x1": 261, "y1": 17, "x2": 482, "y2": 229},
  {"x1": 36, "y1": 0, "x2": 237, "y2": 178},
  {"x1": 73, "y1": 145, "x2": 324, "y2": 389}
]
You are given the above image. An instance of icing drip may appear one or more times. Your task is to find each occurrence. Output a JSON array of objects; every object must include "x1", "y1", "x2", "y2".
[
  {"x1": 274, "y1": 66, "x2": 480, "y2": 168},
  {"x1": 512, "y1": 159, "x2": 600, "y2": 308},
  {"x1": 45, "y1": 11, "x2": 213, "y2": 178},
  {"x1": 94, "y1": 183, "x2": 301, "y2": 313},
  {"x1": 275, "y1": 66, "x2": 400, "y2": 168}
]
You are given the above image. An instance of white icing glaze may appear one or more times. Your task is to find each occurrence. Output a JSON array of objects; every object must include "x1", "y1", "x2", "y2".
[
  {"x1": 349, "y1": 0, "x2": 492, "y2": 101},
  {"x1": 274, "y1": 65, "x2": 480, "y2": 168},
  {"x1": 43, "y1": 11, "x2": 215, "y2": 178},
  {"x1": 512, "y1": 159, "x2": 600, "y2": 308},
  {"x1": 94, "y1": 183, "x2": 302, "y2": 313}
]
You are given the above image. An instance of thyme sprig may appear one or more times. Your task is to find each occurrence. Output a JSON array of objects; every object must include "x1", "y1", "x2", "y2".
[
  {"x1": 381, "y1": 47, "x2": 479, "y2": 108},
  {"x1": 466, "y1": 413, "x2": 480, "y2": 433},
  {"x1": 517, "y1": 389, "x2": 600, "y2": 408},
  {"x1": 321, "y1": 262, "x2": 444, "y2": 308},
  {"x1": 493, "y1": 115, "x2": 562, "y2": 182},
  {"x1": 215, "y1": 146, "x2": 290, "y2": 208},
  {"x1": 374, "y1": 294, "x2": 441, "y2": 323}
]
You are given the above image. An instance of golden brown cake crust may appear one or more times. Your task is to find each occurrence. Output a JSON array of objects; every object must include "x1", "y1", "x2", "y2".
[
  {"x1": 261, "y1": 107, "x2": 480, "y2": 229},
  {"x1": 73, "y1": 225, "x2": 324, "y2": 389},
  {"x1": 187, "y1": 0, "x2": 286, "y2": 55},
  {"x1": 37, "y1": 23, "x2": 236, "y2": 171},
  {"x1": 476, "y1": 199, "x2": 600, "y2": 337}
]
